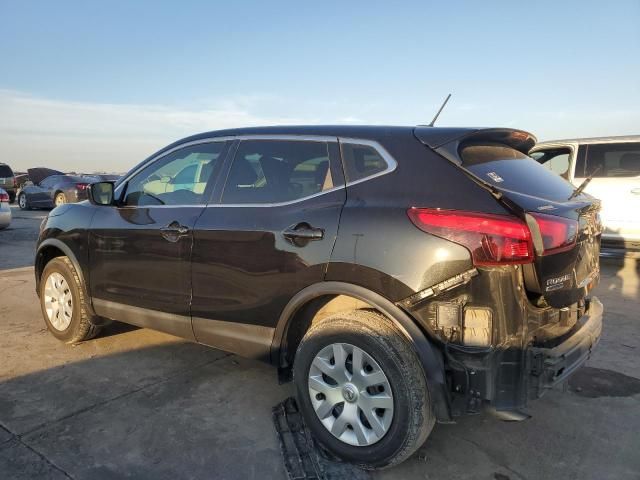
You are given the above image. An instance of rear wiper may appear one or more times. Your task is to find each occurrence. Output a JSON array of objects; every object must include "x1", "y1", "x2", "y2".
[{"x1": 568, "y1": 166, "x2": 601, "y2": 200}]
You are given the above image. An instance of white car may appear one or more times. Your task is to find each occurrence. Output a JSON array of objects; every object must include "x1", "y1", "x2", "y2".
[
  {"x1": 530, "y1": 136, "x2": 640, "y2": 250},
  {"x1": 0, "y1": 187, "x2": 11, "y2": 229}
]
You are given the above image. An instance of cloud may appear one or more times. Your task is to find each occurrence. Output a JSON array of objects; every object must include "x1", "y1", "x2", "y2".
[{"x1": 0, "y1": 90, "x2": 315, "y2": 172}]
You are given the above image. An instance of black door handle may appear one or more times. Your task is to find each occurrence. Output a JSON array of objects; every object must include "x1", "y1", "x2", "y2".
[
  {"x1": 283, "y1": 223, "x2": 324, "y2": 243},
  {"x1": 161, "y1": 221, "x2": 190, "y2": 242}
]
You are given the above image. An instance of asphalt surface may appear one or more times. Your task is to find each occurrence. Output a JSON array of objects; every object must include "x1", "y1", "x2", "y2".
[{"x1": 1, "y1": 206, "x2": 639, "y2": 479}]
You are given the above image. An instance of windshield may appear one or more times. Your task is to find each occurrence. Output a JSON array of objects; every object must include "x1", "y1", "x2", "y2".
[{"x1": 461, "y1": 144, "x2": 576, "y2": 201}]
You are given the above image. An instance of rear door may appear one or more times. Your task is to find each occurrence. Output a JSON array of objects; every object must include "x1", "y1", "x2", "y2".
[
  {"x1": 190, "y1": 137, "x2": 346, "y2": 360},
  {"x1": 572, "y1": 142, "x2": 640, "y2": 246},
  {"x1": 89, "y1": 140, "x2": 229, "y2": 337},
  {"x1": 456, "y1": 142, "x2": 601, "y2": 308}
]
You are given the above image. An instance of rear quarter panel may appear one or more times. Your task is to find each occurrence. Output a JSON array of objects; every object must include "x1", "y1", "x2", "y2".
[{"x1": 327, "y1": 133, "x2": 508, "y2": 301}]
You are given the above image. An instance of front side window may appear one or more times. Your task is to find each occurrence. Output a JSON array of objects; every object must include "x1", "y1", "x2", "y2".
[
  {"x1": 124, "y1": 142, "x2": 226, "y2": 206},
  {"x1": 575, "y1": 143, "x2": 640, "y2": 178},
  {"x1": 222, "y1": 140, "x2": 334, "y2": 204}
]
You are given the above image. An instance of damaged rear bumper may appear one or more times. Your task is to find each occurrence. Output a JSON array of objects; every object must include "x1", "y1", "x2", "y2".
[{"x1": 527, "y1": 297, "x2": 603, "y2": 398}]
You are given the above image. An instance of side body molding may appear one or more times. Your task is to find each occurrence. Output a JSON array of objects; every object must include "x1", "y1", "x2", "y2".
[{"x1": 271, "y1": 281, "x2": 452, "y2": 421}]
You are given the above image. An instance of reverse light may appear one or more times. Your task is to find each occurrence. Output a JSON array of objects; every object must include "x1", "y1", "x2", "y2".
[
  {"x1": 528, "y1": 212, "x2": 578, "y2": 256},
  {"x1": 407, "y1": 208, "x2": 534, "y2": 266}
]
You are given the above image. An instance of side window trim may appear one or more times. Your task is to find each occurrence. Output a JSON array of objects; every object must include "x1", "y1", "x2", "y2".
[{"x1": 338, "y1": 137, "x2": 398, "y2": 187}]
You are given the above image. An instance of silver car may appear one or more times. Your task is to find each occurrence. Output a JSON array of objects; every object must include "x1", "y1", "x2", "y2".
[{"x1": 0, "y1": 188, "x2": 11, "y2": 229}]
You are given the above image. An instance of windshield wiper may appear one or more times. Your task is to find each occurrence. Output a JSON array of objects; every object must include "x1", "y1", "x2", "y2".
[{"x1": 568, "y1": 166, "x2": 601, "y2": 200}]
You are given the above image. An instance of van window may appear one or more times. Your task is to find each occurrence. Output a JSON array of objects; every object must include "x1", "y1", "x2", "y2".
[
  {"x1": 575, "y1": 143, "x2": 640, "y2": 178},
  {"x1": 222, "y1": 140, "x2": 333, "y2": 204},
  {"x1": 530, "y1": 148, "x2": 571, "y2": 180}
]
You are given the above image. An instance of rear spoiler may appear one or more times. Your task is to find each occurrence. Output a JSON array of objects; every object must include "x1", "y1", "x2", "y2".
[
  {"x1": 413, "y1": 126, "x2": 537, "y2": 213},
  {"x1": 413, "y1": 127, "x2": 537, "y2": 161}
]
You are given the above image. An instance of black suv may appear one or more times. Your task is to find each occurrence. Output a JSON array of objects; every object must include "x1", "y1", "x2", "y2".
[
  {"x1": 35, "y1": 126, "x2": 603, "y2": 469},
  {"x1": 0, "y1": 162, "x2": 17, "y2": 203}
]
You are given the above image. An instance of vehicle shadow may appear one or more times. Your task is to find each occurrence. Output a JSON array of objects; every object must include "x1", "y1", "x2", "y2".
[
  {"x1": 0, "y1": 342, "x2": 290, "y2": 480},
  {"x1": 1, "y1": 334, "x2": 639, "y2": 480}
]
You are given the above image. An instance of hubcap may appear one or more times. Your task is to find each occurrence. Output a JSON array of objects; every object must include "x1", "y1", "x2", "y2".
[
  {"x1": 19, "y1": 195, "x2": 25, "y2": 208},
  {"x1": 55, "y1": 194, "x2": 65, "y2": 206},
  {"x1": 308, "y1": 343, "x2": 394, "y2": 447},
  {"x1": 43, "y1": 272, "x2": 73, "y2": 331}
]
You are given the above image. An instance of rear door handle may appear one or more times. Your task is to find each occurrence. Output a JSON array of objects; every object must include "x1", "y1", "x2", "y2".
[
  {"x1": 161, "y1": 221, "x2": 190, "y2": 242},
  {"x1": 283, "y1": 223, "x2": 324, "y2": 243}
]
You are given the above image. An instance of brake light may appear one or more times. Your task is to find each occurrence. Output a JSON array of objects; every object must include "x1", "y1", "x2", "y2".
[
  {"x1": 76, "y1": 183, "x2": 89, "y2": 191},
  {"x1": 407, "y1": 208, "x2": 534, "y2": 266},
  {"x1": 529, "y1": 212, "x2": 578, "y2": 255},
  {"x1": 0, "y1": 192, "x2": 9, "y2": 202}
]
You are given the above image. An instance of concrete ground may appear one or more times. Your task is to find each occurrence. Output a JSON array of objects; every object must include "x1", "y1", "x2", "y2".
[{"x1": 0, "y1": 206, "x2": 639, "y2": 479}]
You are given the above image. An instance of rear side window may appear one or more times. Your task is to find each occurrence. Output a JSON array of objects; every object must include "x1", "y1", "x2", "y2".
[
  {"x1": 461, "y1": 144, "x2": 575, "y2": 201},
  {"x1": 0, "y1": 165, "x2": 13, "y2": 177},
  {"x1": 341, "y1": 143, "x2": 388, "y2": 183},
  {"x1": 574, "y1": 143, "x2": 640, "y2": 178},
  {"x1": 222, "y1": 140, "x2": 334, "y2": 204}
]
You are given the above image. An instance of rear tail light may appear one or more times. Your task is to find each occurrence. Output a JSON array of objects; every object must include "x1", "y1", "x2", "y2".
[
  {"x1": 528, "y1": 212, "x2": 578, "y2": 255},
  {"x1": 76, "y1": 183, "x2": 89, "y2": 191},
  {"x1": 0, "y1": 192, "x2": 9, "y2": 202},
  {"x1": 407, "y1": 208, "x2": 534, "y2": 266},
  {"x1": 12, "y1": 178, "x2": 17, "y2": 187}
]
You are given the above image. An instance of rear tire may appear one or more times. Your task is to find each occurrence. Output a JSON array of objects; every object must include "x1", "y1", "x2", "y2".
[
  {"x1": 8, "y1": 192, "x2": 15, "y2": 203},
  {"x1": 293, "y1": 310, "x2": 434, "y2": 470},
  {"x1": 18, "y1": 193, "x2": 29, "y2": 210},
  {"x1": 54, "y1": 192, "x2": 66, "y2": 206},
  {"x1": 39, "y1": 257, "x2": 101, "y2": 343}
]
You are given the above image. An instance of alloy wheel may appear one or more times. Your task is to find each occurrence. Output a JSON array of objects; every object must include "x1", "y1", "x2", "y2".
[{"x1": 308, "y1": 342, "x2": 394, "y2": 446}]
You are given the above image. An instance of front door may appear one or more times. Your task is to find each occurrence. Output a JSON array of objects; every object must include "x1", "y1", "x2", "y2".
[
  {"x1": 573, "y1": 142, "x2": 640, "y2": 245},
  {"x1": 89, "y1": 140, "x2": 229, "y2": 338},
  {"x1": 190, "y1": 138, "x2": 346, "y2": 360}
]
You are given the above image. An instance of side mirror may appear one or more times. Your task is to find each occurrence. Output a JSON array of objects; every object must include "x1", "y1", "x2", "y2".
[{"x1": 88, "y1": 181, "x2": 115, "y2": 206}]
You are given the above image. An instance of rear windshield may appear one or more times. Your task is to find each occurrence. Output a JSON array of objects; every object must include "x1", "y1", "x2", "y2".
[
  {"x1": 461, "y1": 144, "x2": 575, "y2": 201},
  {"x1": 0, "y1": 165, "x2": 13, "y2": 177}
]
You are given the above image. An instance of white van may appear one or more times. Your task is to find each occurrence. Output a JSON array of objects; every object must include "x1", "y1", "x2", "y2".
[{"x1": 530, "y1": 136, "x2": 640, "y2": 250}]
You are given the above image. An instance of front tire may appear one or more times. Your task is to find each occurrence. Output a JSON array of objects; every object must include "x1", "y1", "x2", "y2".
[
  {"x1": 293, "y1": 310, "x2": 434, "y2": 469},
  {"x1": 39, "y1": 257, "x2": 101, "y2": 343},
  {"x1": 18, "y1": 192, "x2": 29, "y2": 210}
]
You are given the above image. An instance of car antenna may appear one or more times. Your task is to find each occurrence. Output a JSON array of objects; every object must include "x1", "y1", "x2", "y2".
[{"x1": 428, "y1": 93, "x2": 451, "y2": 127}]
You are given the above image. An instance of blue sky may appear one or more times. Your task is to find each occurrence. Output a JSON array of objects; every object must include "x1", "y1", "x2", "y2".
[{"x1": 1, "y1": 0, "x2": 639, "y2": 172}]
